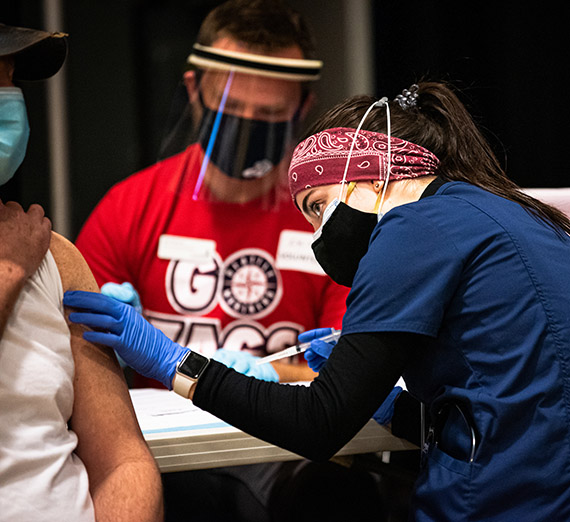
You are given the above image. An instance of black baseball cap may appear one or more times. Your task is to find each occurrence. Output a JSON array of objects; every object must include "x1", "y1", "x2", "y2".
[{"x1": 0, "y1": 22, "x2": 68, "y2": 81}]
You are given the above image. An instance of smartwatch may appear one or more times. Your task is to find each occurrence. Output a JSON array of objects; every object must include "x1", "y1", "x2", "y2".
[{"x1": 172, "y1": 350, "x2": 210, "y2": 398}]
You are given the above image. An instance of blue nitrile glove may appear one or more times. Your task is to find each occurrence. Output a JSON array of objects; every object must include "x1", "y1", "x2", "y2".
[
  {"x1": 63, "y1": 290, "x2": 188, "y2": 389},
  {"x1": 372, "y1": 386, "x2": 403, "y2": 426},
  {"x1": 300, "y1": 327, "x2": 403, "y2": 425},
  {"x1": 298, "y1": 327, "x2": 338, "y2": 373},
  {"x1": 212, "y1": 349, "x2": 279, "y2": 382},
  {"x1": 101, "y1": 281, "x2": 142, "y2": 314},
  {"x1": 100, "y1": 282, "x2": 142, "y2": 367}
]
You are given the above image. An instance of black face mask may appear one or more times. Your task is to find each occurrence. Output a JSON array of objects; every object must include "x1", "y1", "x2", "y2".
[
  {"x1": 197, "y1": 103, "x2": 293, "y2": 180},
  {"x1": 311, "y1": 202, "x2": 379, "y2": 287}
]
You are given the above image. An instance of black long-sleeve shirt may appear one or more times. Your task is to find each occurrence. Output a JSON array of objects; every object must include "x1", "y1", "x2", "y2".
[{"x1": 193, "y1": 331, "x2": 422, "y2": 461}]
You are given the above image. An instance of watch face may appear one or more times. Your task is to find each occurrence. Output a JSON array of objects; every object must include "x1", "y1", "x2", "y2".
[{"x1": 178, "y1": 351, "x2": 209, "y2": 379}]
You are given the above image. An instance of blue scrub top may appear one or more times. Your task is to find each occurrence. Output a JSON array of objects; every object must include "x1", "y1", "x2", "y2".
[{"x1": 343, "y1": 182, "x2": 570, "y2": 521}]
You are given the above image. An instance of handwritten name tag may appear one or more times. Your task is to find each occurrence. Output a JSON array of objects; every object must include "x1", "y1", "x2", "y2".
[
  {"x1": 275, "y1": 230, "x2": 325, "y2": 275},
  {"x1": 157, "y1": 235, "x2": 217, "y2": 263}
]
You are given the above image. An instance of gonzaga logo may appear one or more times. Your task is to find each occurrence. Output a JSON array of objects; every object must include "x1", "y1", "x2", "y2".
[
  {"x1": 166, "y1": 248, "x2": 282, "y2": 319},
  {"x1": 220, "y1": 249, "x2": 282, "y2": 318}
]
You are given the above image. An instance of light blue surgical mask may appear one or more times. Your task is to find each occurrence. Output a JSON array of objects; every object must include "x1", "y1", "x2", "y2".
[{"x1": 0, "y1": 87, "x2": 30, "y2": 186}]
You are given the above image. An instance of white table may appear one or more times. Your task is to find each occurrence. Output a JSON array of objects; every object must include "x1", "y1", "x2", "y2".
[{"x1": 130, "y1": 388, "x2": 416, "y2": 473}]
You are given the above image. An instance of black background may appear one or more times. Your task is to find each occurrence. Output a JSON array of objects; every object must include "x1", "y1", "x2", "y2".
[{"x1": 1, "y1": 1, "x2": 567, "y2": 240}]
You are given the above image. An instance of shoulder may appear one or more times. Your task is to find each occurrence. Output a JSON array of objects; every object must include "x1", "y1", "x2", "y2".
[
  {"x1": 97, "y1": 148, "x2": 197, "y2": 209},
  {"x1": 366, "y1": 182, "x2": 513, "y2": 268},
  {"x1": 380, "y1": 182, "x2": 488, "y2": 232},
  {"x1": 422, "y1": 181, "x2": 501, "y2": 213},
  {"x1": 49, "y1": 232, "x2": 99, "y2": 292},
  {"x1": 126, "y1": 147, "x2": 200, "y2": 187}
]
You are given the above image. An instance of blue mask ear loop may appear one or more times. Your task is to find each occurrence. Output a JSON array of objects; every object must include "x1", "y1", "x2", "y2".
[{"x1": 192, "y1": 70, "x2": 235, "y2": 200}]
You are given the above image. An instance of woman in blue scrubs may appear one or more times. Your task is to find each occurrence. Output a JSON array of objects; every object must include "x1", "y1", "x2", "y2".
[{"x1": 65, "y1": 82, "x2": 570, "y2": 520}]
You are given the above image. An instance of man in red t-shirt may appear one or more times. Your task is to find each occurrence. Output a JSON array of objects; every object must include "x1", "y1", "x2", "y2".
[
  {"x1": 76, "y1": 2, "x2": 348, "y2": 388},
  {"x1": 74, "y1": 2, "x2": 384, "y2": 522}
]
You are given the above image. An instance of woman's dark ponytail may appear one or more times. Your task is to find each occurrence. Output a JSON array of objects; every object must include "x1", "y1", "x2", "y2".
[{"x1": 304, "y1": 81, "x2": 570, "y2": 235}]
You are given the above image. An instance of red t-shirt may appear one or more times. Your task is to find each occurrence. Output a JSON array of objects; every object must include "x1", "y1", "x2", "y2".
[{"x1": 76, "y1": 145, "x2": 349, "y2": 386}]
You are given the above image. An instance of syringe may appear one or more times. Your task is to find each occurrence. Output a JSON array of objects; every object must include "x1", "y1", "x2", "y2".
[{"x1": 255, "y1": 329, "x2": 341, "y2": 365}]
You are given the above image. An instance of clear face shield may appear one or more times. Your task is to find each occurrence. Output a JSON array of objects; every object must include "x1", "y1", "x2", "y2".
[{"x1": 158, "y1": 43, "x2": 322, "y2": 209}]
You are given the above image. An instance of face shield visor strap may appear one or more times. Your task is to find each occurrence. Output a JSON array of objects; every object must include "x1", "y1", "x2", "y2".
[
  {"x1": 188, "y1": 43, "x2": 323, "y2": 82},
  {"x1": 192, "y1": 70, "x2": 235, "y2": 200}
]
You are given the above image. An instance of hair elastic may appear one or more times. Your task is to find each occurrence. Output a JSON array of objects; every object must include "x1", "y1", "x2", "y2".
[{"x1": 394, "y1": 84, "x2": 419, "y2": 110}]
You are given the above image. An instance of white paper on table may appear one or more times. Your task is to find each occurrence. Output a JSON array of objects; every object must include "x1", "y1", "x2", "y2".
[
  {"x1": 130, "y1": 379, "x2": 407, "y2": 436},
  {"x1": 396, "y1": 377, "x2": 407, "y2": 390},
  {"x1": 129, "y1": 388, "x2": 231, "y2": 435}
]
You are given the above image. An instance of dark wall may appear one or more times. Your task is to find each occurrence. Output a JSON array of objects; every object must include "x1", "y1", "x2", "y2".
[
  {"x1": 372, "y1": 1, "x2": 567, "y2": 189},
  {"x1": 65, "y1": 0, "x2": 218, "y2": 239},
  {"x1": 1, "y1": 1, "x2": 567, "y2": 241},
  {"x1": 0, "y1": 1, "x2": 51, "y2": 211}
]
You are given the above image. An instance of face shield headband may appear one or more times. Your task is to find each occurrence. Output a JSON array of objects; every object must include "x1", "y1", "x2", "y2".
[{"x1": 188, "y1": 43, "x2": 323, "y2": 81}]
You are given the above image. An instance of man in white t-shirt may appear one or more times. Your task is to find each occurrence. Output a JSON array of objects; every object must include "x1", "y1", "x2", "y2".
[{"x1": 0, "y1": 22, "x2": 163, "y2": 521}]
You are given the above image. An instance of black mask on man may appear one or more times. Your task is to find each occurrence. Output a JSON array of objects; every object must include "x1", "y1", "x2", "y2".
[
  {"x1": 197, "y1": 102, "x2": 293, "y2": 180},
  {"x1": 311, "y1": 202, "x2": 379, "y2": 287}
]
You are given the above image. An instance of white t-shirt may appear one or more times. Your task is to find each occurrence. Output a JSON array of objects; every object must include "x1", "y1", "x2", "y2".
[{"x1": 0, "y1": 251, "x2": 94, "y2": 521}]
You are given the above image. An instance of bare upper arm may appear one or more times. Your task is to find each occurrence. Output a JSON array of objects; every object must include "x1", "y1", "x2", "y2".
[
  {"x1": 49, "y1": 232, "x2": 99, "y2": 293},
  {"x1": 49, "y1": 233, "x2": 158, "y2": 490}
]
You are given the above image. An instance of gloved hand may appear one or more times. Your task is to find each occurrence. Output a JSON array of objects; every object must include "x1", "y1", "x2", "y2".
[
  {"x1": 213, "y1": 349, "x2": 279, "y2": 382},
  {"x1": 63, "y1": 290, "x2": 188, "y2": 389},
  {"x1": 299, "y1": 328, "x2": 403, "y2": 425},
  {"x1": 101, "y1": 281, "x2": 142, "y2": 314},
  {"x1": 372, "y1": 386, "x2": 403, "y2": 426},
  {"x1": 100, "y1": 282, "x2": 142, "y2": 367},
  {"x1": 298, "y1": 327, "x2": 338, "y2": 373}
]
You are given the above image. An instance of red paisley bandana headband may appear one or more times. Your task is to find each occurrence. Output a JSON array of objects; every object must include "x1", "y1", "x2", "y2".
[{"x1": 288, "y1": 127, "x2": 440, "y2": 199}]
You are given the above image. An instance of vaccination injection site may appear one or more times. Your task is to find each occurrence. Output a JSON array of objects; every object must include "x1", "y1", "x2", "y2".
[{"x1": 2, "y1": 1, "x2": 569, "y2": 521}]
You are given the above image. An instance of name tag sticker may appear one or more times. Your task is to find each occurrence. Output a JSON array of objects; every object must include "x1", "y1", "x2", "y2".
[
  {"x1": 157, "y1": 235, "x2": 217, "y2": 263},
  {"x1": 276, "y1": 230, "x2": 325, "y2": 275}
]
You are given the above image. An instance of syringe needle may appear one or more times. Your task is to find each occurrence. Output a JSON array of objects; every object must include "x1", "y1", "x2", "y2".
[{"x1": 255, "y1": 329, "x2": 340, "y2": 365}]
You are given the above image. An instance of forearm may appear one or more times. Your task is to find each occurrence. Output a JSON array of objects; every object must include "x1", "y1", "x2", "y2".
[
  {"x1": 71, "y1": 340, "x2": 164, "y2": 522},
  {"x1": 272, "y1": 360, "x2": 315, "y2": 382},
  {"x1": 70, "y1": 342, "x2": 164, "y2": 522},
  {"x1": 90, "y1": 458, "x2": 163, "y2": 522},
  {"x1": 194, "y1": 332, "x2": 418, "y2": 461},
  {"x1": 50, "y1": 234, "x2": 164, "y2": 522},
  {"x1": 0, "y1": 261, "x2": 27, "y2": 338}
]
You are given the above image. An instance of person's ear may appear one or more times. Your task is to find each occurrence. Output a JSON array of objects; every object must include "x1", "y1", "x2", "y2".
[
  {"x1": 183, "y1": 70, "x2": 198, "y2": 102},
  {"x1": 372, "y1": 179, "x2": 384, "y2": 194},
  {"x1": 0, "y1": 56, "x2": 15, "y2": 87},
  {"x1": 298, "y1": 90, "x2": 315, "y2": 122}
]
